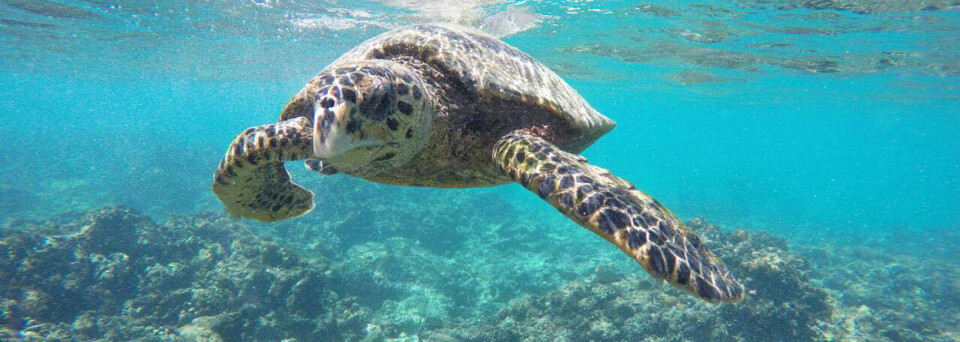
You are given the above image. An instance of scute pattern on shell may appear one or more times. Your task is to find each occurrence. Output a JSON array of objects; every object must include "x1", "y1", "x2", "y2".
[{"x1": 331, "y1": 23, "x2": 616, "y2": 137}]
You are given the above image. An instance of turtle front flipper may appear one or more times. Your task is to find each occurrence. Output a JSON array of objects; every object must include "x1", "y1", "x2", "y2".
[
  {"x1": 493, "y1": 130, "x2": 744, "y2": 303},
  {"x1": 212, "y1": 117, "x2": 315, "y2": 222}
]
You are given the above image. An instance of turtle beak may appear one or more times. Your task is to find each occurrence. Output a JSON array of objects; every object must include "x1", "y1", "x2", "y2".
[{"x1": 312, "y1": 98, "x2": 378, "y2": 165}]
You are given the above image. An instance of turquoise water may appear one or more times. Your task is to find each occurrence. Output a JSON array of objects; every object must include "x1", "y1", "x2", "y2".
[{"x1": 1, "y1": 1, "x2": 959, "y2": 341}]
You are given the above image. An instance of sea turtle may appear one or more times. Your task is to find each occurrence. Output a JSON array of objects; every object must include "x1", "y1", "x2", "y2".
[{"x1": 212, "y1": 24, "x2": 743, "y2": 303}]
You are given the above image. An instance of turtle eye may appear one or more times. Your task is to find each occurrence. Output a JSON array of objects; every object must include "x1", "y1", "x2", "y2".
[{"x1": 359, "y1": 81, "x2": 396, "y2": 121}]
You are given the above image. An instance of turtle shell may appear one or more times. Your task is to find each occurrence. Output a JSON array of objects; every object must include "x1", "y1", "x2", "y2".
[{"x1": 282, "y1": 24, "x2": 615, "y2": 148}]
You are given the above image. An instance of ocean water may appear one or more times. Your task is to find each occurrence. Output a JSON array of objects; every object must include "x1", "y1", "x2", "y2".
[{"x1": 1, "y1": 1, "x2": 958, "y2": 341}]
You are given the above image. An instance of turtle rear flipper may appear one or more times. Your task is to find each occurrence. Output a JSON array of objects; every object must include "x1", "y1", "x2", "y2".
[
  {"x1": 213, "y1": 117, "x2": 315, "y2": 222},
  {"x1": 493, "y1": 130, "x2": 744, "y2": 303}
]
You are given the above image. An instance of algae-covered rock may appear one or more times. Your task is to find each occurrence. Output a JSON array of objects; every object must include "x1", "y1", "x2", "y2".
[
  {"x1": 2, "y1": 203, "x2": 956, "y2": 341},
  {"x1": 795, "y1": 226, "x2": 960, "y2": 342},
  {"x1": 177, "y1": 315, "x2": 225, "y2": 342},
  {"x1": 690, "y1": 220, "x2": 833, "y2": 342},
  {"x1": 0, "y1": 206, "x2": 363, "y2": 341},
  {"x1": 426, "y1": 218, "x2": 834, "y2": 342}
]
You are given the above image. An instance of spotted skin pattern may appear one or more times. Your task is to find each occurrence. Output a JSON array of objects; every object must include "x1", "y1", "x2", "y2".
[
  {"x1": 212, "y1": 24, "x2": 745, "y2": 303},
  {"x1": 212, "y1": 117, "x2": 315, "y2": 222},
  {"x1": 275, "y1": 24, "x2": 615, "y2": 186},
  {"x1": 311, "y1": 61, "x2": 433, "y2": 176},
  {"x1": 493, "y1": 130, "x2": 744, "y2": 303}
]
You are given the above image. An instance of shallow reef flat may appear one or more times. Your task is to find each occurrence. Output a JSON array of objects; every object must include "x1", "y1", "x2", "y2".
[
  {"x1": 0, "y1": 207, "x2": 341, "y2": 341},
  {"x1": 0, "y1": 202, "x2": 957, "y2": 341},
  {"x1": 421, "y1": 220, "x2": 959, "y2": 342}
]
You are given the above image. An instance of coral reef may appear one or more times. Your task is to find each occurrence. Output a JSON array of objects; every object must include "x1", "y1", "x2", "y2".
[
  {"x1": 794, "y1": 228, "x2": 960, "y2": 342},
  {"x1": 1, "y1": 202, "x2": 956, "y2": 341},
  {"x1": 0, "y1": 207, "x2": 363, "y2": 341},
  {"x1": 422, "y1": 219, "x2": 835, "y2": 341}
]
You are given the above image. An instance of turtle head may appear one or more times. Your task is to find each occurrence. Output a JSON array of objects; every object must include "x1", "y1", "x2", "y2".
[{"x1": 312, "y1": 61, "x2": 433, "y2": 176}]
